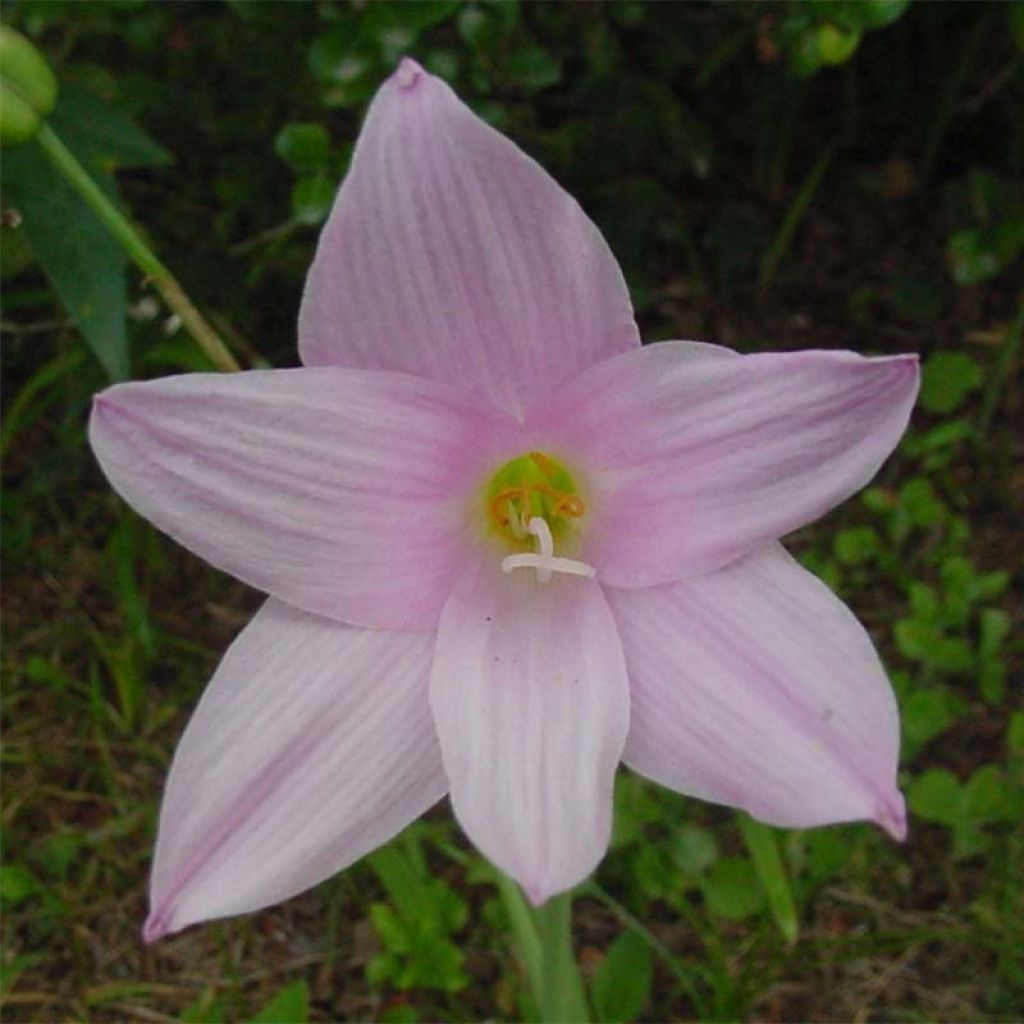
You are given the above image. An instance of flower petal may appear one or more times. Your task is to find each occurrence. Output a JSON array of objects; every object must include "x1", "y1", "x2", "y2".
[
  {"x1": 606, "y1": 545, "x2": 905, "y2": 837},
  {"x1": 145, "y1": 599, "x2": 446, "y2": 940},
  {"x1": 299, "y1": 58, "x2": 639, "y2": 418},
  {"x1": 430, "y1": 563, "x2": 629, "y2": 902},
  {"x1": 90, "y1": 367, "x2": 508, "y2": 629},
  {"x1": 548, "y1": 342, "x2": 918, "y2": 586}
]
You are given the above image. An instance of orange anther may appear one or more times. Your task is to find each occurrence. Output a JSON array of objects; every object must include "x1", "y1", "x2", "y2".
[
  {"x1": 554, "y1": 495, "x2": 585, "y2": 518},
  {"x1": 529, "y1": 451, "x2": 558, "y2": 478},
  {"x1": 490, "y1": 486, "x2": 526, "y2": 526}
]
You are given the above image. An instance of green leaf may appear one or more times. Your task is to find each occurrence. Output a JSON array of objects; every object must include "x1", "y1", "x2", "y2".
[
  {"x1": 907, "y1": 769, "x2": 963, "y2": 826},
  {"x1": 274, "y1": 122, "x2": 330, "y2": 174},
  {"x1": 947, "y1": 228, "x2": 1001, "y2": 285},
  {"x1": 610, "y1": 773, "x2": 662, "y2": 848},
  {"x1": 458, "y1": 4, "x2": 508, "y2": 51},
  {"x1": 815, "y1": 23, "x2": 861, "y2": 66},
  {"x1": 963, "y1": 765, "x2": 1011, "y2": 823},
  {"x1": 970, "y1": 571, "x2": 1010, "y2": 603},
  {"x1": 738, "y1": 816, "x2": 799, "y2": 943},
  {"x1": 308, "y1": 32, "x2": 373, "y2": 97},
  {"x1": 951, "y1": 825, "x2": 991, "y2": 860},
  {"x1": 860, "y1": 0, "x2": 911, "y2": 29},
  {"x1": 978, "y1": 607, "x2": 1009, "y2": 703},
  {"x1": 906, "y1": 419, "x2": 974, "y2": 454},
  {"x1": 895, "y1": 618, "x2": 973, "y2": 673},
  {"x1": 833, "y1": 526, "x2": 880, "y2": 565},
  {"x1": 247, "y1": 980, "x2": 309, "y2": 1024},
  {"x1": 2, "y1": 138, "x2": 129, "y2": 380},
  {"x1": 590, "y1": 932, "x2": 653, "y2": 1024},
  {"x1": 366, "y1": 841, "x2": 469, "y2": 993},
  {"x1": 0, "y1": 864, "x2": 43, "y2": 906},
  {"x1": 363, "y1": 0, "x2": 462, "y2": 38},
  {"x1": 506, "y1": 40, "x2": 561, "y2": 92},
  {"x1": 369, "y1": 845, "x2": 428, "y2": 922},
  {"x1": 673, "y1": 823, "x2": 719, "y2": 877},
  {"x1": 49, "y1": 86, "x2": 171, "y2": 171},
  {"x1": 899, "y1": 478, "x2": 946, "y2": 528},
  {"x1": 919, "y1": 352, "x2": 984, "y2": 414},
  {"x1": 701, "y1": 857, "x2": 765, "y2": 920},
  {"x1": 291, "y1": 174, "x2": 335, "y2": 226},
  {"x1": 902, "y1": 688, "x2": 962, "y2": 754},
  {"x1": 1007, "y1": 712, "x2": 1024, "y2": 756},
  {"x1": 370, "y1": 902, "x2": 410, "y2": 953},
  {"x1": 893, "y1": 618, "x2": 930, "y2": 660},
  {"x1": 786, "y1": 828, "x2": 853, "y2": 887}
]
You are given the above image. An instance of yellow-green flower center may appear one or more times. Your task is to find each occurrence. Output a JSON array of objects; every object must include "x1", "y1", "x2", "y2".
[{"x1": 483, "y1": 450, "x2": 586, "y2": 552}]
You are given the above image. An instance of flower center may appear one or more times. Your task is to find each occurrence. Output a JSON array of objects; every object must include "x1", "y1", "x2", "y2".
[{"x1": 482, "y1": 450, "x2": 595, "y2": 582}]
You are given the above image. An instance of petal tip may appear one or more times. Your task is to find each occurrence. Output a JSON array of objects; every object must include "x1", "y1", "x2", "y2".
[
  {"x1": 90, "y1": 389, "x2": 117, "y2": 418},
  {"x1": 142, "y1": 908, "x2": 173, "y2": 944},
  {"x1": 393, "y1": 57, "x2": 425, "y2": 92},
  {"x1": 522, "y1": 878, "x2": 564, "y2": 907},
  {"x1": 893, "y1": 352, "x2": 921, "y2": 378},
  {"x1": 875, "y1": 792, "x2": 908, "y2": 842},
  {"x1": 90, "y1": 384, "x2": 138, "y2": 425}
]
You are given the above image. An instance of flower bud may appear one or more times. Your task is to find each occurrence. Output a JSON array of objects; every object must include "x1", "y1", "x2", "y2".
[{"x1": 1, "y1": 26, "x2": 58, "y2": 146}]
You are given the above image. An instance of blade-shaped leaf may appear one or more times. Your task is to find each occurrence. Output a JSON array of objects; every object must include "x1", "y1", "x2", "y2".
[
  {"x1": 738, "y1": 814, "x2": 799, "y2": 944},
  {"x1": 2, "y1": 86, "x2": 172, "y2": 380},
  {"x1": 3, "y1": 137, "x2": 130, "y2": 380},
  {"x1": 590, "y1": 931, "x2": 653, "y2": 1024},
  {"x1": 49, "y1": 85, "x2": 172, "y2": 170}
]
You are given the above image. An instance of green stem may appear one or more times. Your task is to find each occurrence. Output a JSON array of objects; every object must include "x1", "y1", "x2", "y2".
[
  {"x1": 737, "y1": 814, "x2": 799, "y2": 944},
  {"x1": 494, "y1": 873, "x2": 546, "y2": 1007},
  {"x1": 34, "y1": 122, "x2": 240, "y2": 373},
  {"x1": 496, "y1": 879, "x2": 590, "y2": 1022},
  {"x1": 533, "y1": 892, "x2": 590, "y2": 1023},
  {"x1": 977, "y1": 297, "x2": 1024, "y2": 437},
  {"x1": 584, "y1": 882, "x2": 709, "y2": 1017},
  {"x1": 757, "y1": 140, "x2": 837, "y2": 301},
  {"x1": 919, "y1": 9, "x2": 991, "y2": 186}
]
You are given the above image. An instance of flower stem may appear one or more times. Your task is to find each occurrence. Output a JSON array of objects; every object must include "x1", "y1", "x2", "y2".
[
  {"x1": 34, "y1": 123, "x2": 241, "y2": 373},
  {"x1": 532, "y1": 892, "x2": 591, "y2": 1023},
  {"x1": 494, "y1": 872, "x2": 545, "y2": 1003},
  {"x1": 496, "y1": 880, "x2": 590, "y2": 1022}
]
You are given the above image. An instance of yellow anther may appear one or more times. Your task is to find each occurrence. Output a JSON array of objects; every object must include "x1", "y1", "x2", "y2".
[
  {"x1": 554, "y1": 494, "x2": 585, "y2": 518},
  {"x1": 483, "y1": 450, "x2": 588, "y2": 550}
]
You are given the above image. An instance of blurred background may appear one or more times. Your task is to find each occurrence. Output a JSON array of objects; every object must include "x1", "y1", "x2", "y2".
[{"x1": 1, "y1": 2, "x2": 1021, "y2": 1021}]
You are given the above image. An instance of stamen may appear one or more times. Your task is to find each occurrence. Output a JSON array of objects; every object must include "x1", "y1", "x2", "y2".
[{"x1": 501, "y1": 516, "x2": 596, "y2": 583}]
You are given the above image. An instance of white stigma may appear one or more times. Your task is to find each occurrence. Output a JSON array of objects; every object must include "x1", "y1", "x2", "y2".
[{"x1": 501, "y1": 516, "x2": 596, "y2": 583}]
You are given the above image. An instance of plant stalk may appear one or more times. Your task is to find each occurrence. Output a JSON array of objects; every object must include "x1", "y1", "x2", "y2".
[
  {"x1": 35, "y1": 123, "x2": 240, "y2": 373},
  {"x1": 533, "y1": 891, "x2": 590, "y2": 1023},
  {"x1": 497, "y1": 879, "x2": 590, "y2": 1022}
]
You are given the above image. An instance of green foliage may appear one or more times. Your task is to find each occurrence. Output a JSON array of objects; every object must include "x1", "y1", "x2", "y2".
[
  {"x1": 919, "y1": 351, "x2": 984, "y2": 414},
  {"x1": 247, "y1": 980, "x2": 310, "y2": 1023},
  {"x1": 738, "y1": 816, "x2": 799, "y2": 944},
  {"x1": 908, "y1": 766, "x2": 1018, "y2": 858},
  {"x1": 701, "y1": 857, "x2": 767, "y2": 921},
  {"x1": 274, "y1": 122, "x2": 341, "y2": 226},
  {"x1": 1, "y1": 85, "x2": 169, "y2": 380},
  {"x1": 273, "y1": 122, "x2": 330, "y2": 174},
  {"x1": 2, "y1": 1, "x2": 1021, "y2": 1020},
  {"x1": 775, "y1": 0, "x2": 911, "y2": 77},
  {"x1": 366, "y1": 836, "x2": 469, "y2": 993},
  {"x1": 943, "y1": 169, "x2": 1024, "y2": 286},
  {"x1": 590, "y1": 932, "x2": 653, "y2": 1024}
]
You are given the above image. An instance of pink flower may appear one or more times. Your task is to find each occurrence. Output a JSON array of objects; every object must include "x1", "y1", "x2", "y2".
[{"x1": 89, "y1": 59, "x2": 919, "y2": 942}]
